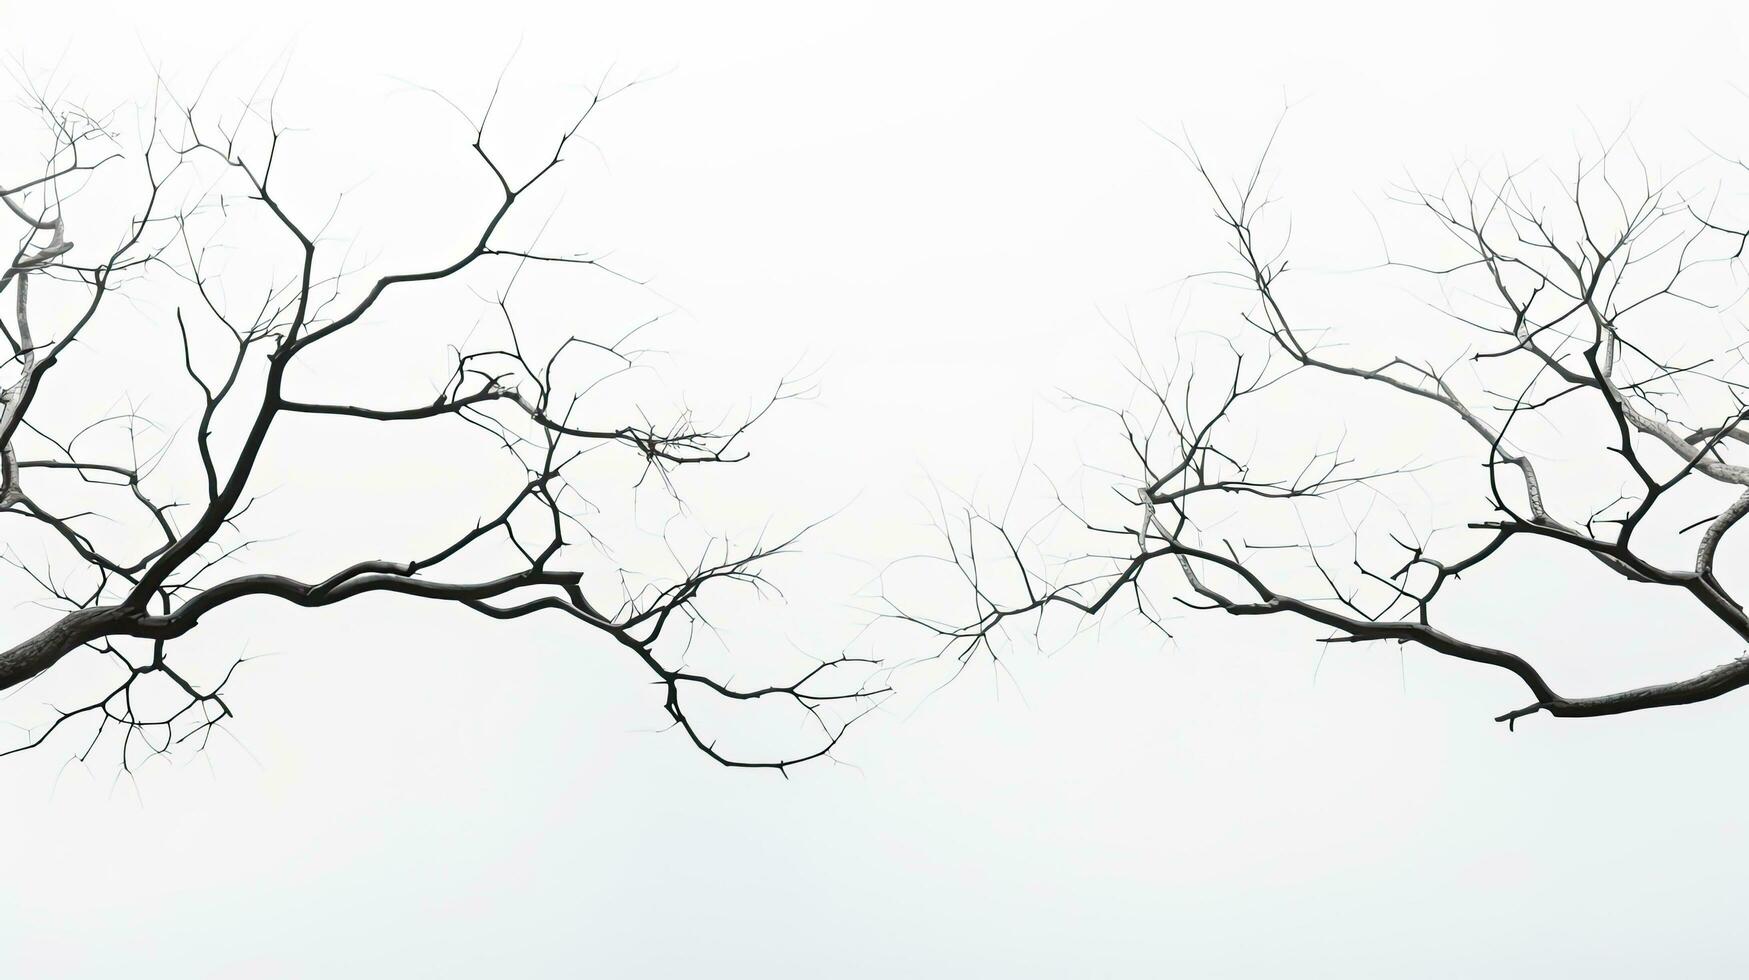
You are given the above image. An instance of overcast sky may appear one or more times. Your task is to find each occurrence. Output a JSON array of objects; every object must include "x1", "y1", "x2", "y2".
[{"x1": 5, "y1": 0, "x2": 1749, "y2": 976}]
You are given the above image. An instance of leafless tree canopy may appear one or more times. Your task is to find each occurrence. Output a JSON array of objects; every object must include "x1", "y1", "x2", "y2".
[
  {"x1": 19, "y1": 66, "x2": 1749, "y2": 782},
  {"x1": 911, "y1": 126, "x2": 1749, "y2": 727},
  {"x1": 0, "y1": 79, "x2": 883, "y2": 771}
]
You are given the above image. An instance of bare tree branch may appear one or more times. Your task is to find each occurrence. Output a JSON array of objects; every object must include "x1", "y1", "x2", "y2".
[
  {"x1": 907, "y1": 121, "x2": 1749, "y2": 729},
  {"x1": 0, "y1": 75, "x2": 879, "y2": 772}
]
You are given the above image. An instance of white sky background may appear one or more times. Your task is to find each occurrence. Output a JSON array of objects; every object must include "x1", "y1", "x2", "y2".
[{"x1": 3, "y1": 0, "x2": 1749, "y2": 975}]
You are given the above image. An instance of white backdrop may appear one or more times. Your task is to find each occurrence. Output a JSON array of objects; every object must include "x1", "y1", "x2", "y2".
[{"x1": 3, "y1": 0, "x2": 1748, "y2": 975}]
